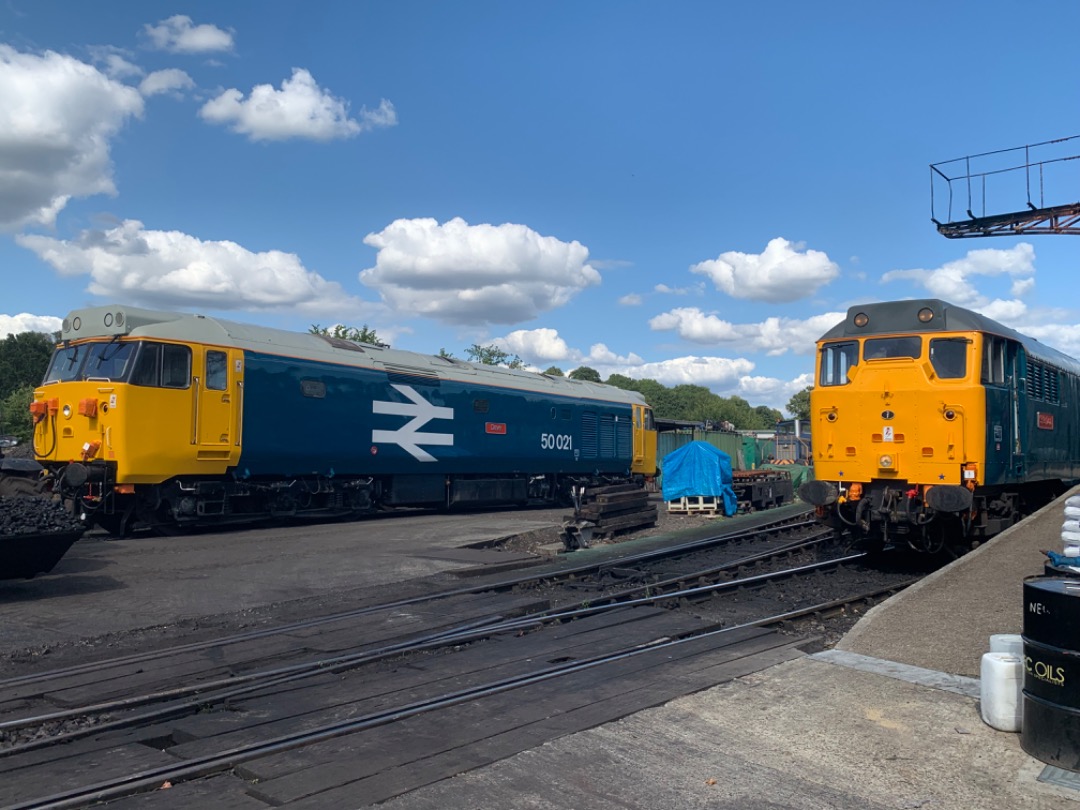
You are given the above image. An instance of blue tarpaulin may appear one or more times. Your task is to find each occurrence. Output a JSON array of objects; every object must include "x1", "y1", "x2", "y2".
[{"x1": 660, "y1": 441, "x2": 738, "y2": 516}]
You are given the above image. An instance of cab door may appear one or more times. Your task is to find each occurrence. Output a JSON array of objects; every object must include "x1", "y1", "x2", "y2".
[
  {"x1": 1010, "y1": 343, "x2": 1027, "y2": 480},
  {"x1": 631, "y1": 403, "x2": 658, "y2": 476},
  {"x1": 197, "y1": 348, "x2": 235, "y2": 451}
]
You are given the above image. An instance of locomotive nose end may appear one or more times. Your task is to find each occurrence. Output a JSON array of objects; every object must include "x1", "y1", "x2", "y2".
[{"x1": 798, "y1": 479, "x2": 838, "y2": 506}]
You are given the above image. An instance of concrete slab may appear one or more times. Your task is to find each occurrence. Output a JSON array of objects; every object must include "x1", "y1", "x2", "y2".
[{"x1": 377, "y1": 655, "x2": 1078, "y2": 810}]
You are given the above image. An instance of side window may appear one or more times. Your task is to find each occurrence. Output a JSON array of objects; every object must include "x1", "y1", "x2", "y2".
[
  {"x1": 929, "y1": 338, "x2": 968, "y2": 379},
  {"x1": 161, "y1": 345, "x2": 192, "y2": 389},
  {"x1": 131, "y1": 343, "x2": 161, "y2": 386},
  {"x1": 206, "y1": 351, "x2": 227, "y2": 391},
  {"x1": 981, "y1": 336, "x2": 1007, "y2": 385},
  {"x1": 819, "y1": 342, "x2": 858, "y2": 387}
]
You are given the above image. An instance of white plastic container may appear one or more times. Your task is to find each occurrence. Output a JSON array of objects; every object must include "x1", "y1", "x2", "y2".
[
  {"x1": 990, "y1": 634, "x2": 1023, "y2": 657},
  {"x1": 980, "y1": 652, "x2": 1023, "y2": 732}
]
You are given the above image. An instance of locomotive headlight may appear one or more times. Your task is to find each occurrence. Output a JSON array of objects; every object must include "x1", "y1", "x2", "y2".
[
  {"x1": 918, "y1": 307, "x2": 935, "y2": 323},
  {"x1": 62, "y1": 404, "x2": 72, "y2": 419},
  {"x1": 944, "y1": 409, "x2": 956, "y2": 421},
  {"x1": 879, "y1": 454, "x2": 894, "y2": 468},
  {"x1": 854, "y1": 312, "x2": 869, "y2": 328},
  {"x1": 826, "y1": 411, "x2": 838, "y2": 422}
]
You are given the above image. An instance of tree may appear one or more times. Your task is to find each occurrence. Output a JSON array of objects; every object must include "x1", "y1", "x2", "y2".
[
  {"x1": 787, "y1": 386, "x2": 812, "y2": 420},
  {"x1": 0, "y1": 384, "x2": 35, "y2": 442},
  {"x1": 543, "y1": 366, "x2": 564, "y2": 376},
  {"x1": 0, "y1": 331, "x2": 54, "y2": 401},
  {"x1": 466, "y1": 343, "x2": 524, "y2": 368},
  {"x1": 438, "y1": 348, "x2": 457, "y2": 360},
  {"x1": 309, "y1": 323, "x2": 386, "y2": 347},
  {"x1": 755, "y1": 404, "x2": 783, "y2": 427},
  {"x1": 568, "y1": 366, "x2": 601, "y2": 382},
  {"x1": 603, "y1": 373, "x2": 635, "y2": 390}
]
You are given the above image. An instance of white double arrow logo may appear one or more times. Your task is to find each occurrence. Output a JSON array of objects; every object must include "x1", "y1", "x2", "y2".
[{"x1": 372, "y1": 384, "x2": 454, "y2": 462}]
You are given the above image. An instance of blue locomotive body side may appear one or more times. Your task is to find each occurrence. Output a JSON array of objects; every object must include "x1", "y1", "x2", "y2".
[
  {"x1": 986, "y1": 336, "x2": 1080, "y2": 487},
  {"x1": 237, "y1": 351, "x2": 634, "y2": 479}
]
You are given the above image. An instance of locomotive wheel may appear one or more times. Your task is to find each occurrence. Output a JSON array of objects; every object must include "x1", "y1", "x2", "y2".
[{"x1": 149, "y1": 502, "x2": 187, "y2": 536}]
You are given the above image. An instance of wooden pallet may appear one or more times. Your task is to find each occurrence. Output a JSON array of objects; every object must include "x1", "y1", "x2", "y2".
[{"x1": 666, "y1": 496, "x2": 720, "y2": 514}]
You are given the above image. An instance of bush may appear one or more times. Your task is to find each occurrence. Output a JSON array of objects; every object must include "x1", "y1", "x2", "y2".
[{"x1": 0, "y1": 385, "x2": 35, "y2": 443}]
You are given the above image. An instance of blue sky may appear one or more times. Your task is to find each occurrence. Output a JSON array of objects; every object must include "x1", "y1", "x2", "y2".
[{"x1": 3, "y1": 1, "x2": 1080, "y2": 414}]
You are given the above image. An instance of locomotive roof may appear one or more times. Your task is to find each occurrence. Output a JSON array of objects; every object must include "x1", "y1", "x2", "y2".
[
  {"x1": 57, "y1": 304, "x2": 648, "y2": 407},
  {"x1": 818, "y1": 298, "x2": 1080, "y2": 373}
]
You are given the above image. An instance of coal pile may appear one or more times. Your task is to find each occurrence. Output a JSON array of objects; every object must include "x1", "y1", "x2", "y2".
[{"x1": 0, "y1": 497, "x2": 83, "y2": 538}]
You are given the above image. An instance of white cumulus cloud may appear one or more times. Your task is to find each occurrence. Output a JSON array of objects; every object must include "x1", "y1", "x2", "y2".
[
  {"x1": 618, "y1": 293, "x2": 642, "y2": 306},
  {"x1": 0, "y1": 313, "x2": 63, "y2": 338},
  {"x1": 139, "y1": 68, "x2": 194, "y2": 97},
  {"x1": 881, "y1": 243, "x2": 1036, "y2": 309},
  {"x1": 0, "y1": 45, "x2": 144, "y2": 230},
  {"x1": 16, "y1": 219, "x2": 374, "y2": 316},
  {"x1": 1024, "y1": 323, "x2": 1080, "y2": 359},
  {"x1": 143, "y1": 15, "x2": 234, "y2": 54},
  {"x1": 200, "y1": 68, "x2": 395, "y2": 142},
  {"x1": 649, "y1": 308, "x2": 844, "y2": 356},
  {"x1": 691, "y1": 237, "x2": 839, "y2": 302},
  {"x1": 486, "y1": 325, "x2": 811, "y2": 410},
  {"x1": 360, "y1": 217, "x2": 601, "y2": 325},
  {"x1": 493, "y1": 329, "x2": 644, "y2": 367}
]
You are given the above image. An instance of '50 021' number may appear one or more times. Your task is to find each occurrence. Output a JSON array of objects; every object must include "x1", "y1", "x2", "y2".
[{"x1": 541, "y1": 433, "x2": 573, "y2": 450}]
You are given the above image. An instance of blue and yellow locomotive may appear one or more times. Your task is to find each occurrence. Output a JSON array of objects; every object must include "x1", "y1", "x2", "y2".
[
  {"x1": 29, "y1": 305, "x2": 658, "y2": 535},
  {"x1": 799, "y1": 299, "x2": 1080, "y2": 554}
]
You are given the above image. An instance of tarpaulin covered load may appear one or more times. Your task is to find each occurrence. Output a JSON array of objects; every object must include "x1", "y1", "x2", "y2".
[{"x1": 660, "y1": 441, "x2": 737, "y2": 516}]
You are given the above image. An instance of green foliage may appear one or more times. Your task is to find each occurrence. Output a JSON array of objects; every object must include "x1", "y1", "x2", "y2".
[
  {"x1": 309, "y1": 323, "x2": 387, "y2": 347},
  {"x1": 755, "y1": 404, "x2": 783, "y2": 426},
  {"x1": 437, "y1": 348, "x2": 457, "y2": 359},
  {"x1": 543, "y1": 366, "x2": 564, "y2": 376},
  {"x1": 786, "y1": 386, "x2": 812, "y2": 420},
  {"x1": 0, "y1": 331, "x2": 54, "y2": 401},
  {"x1": 0, "y1": 385, "x2": 35, "y2": 442},
  {"x1": 568, "y1": 365, "x2": 601, "y2": 382},
  {"x1": 603, "y1": 373, "x2": 634, "y2": 389},
  {"x1": 466, "y1": 343, "x2": 524, "y2": 368}
]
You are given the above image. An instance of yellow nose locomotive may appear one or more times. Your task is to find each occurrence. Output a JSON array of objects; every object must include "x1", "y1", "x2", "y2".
[
  {"x1": 799, "y1": 299, "x2": 1080, "y2": 554},
  {"x1": 29, "y1": 305, "x2": 658, "y2": 536}
]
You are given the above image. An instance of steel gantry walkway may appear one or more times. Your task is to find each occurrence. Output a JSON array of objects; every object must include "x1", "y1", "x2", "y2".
[{"x1": 931, "y1": 135, "x2": 1080, "y2": 238}]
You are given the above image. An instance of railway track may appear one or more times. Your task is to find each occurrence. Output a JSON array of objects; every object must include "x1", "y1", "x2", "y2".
[{"x1": 0, "y1": 517, "x2": 921, "y2": 809}]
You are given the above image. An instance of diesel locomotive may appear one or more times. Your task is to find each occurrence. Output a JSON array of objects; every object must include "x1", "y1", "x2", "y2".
[
  {"x1": 23, "y1": 305, "x2": 658, "y2": 536},
  {"x1": 798, "y1": 299, "x2": 1080, "y2": 554}
]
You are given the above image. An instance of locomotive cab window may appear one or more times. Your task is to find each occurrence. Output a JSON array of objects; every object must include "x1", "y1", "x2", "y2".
[
  {"x1": 130, "y1": 342, "x2": 192, "y2": 389},
  {"x1": 863, "y1": 337, "x2": 921, "y2": 360},
  {"x1": 206, "y1": 351, "x2": 227, "y2": 391},
  {"x1": 818, "y1": 341, "x2": 858, "y2": 387},
  {"x1": 929, "y1": 338, "x2": 968, "y2": 379},
  {"x1": 43, "y1": 344, "x2": 86, "y2": 383},
  {"x1": 83, "y1": 341, "x2": 136, "y2": 382}
]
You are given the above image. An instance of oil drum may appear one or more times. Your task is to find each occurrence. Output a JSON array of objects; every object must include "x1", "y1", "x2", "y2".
[{"x1": 1021, "y1": 577, "x2": 1080, "y2": 770}]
